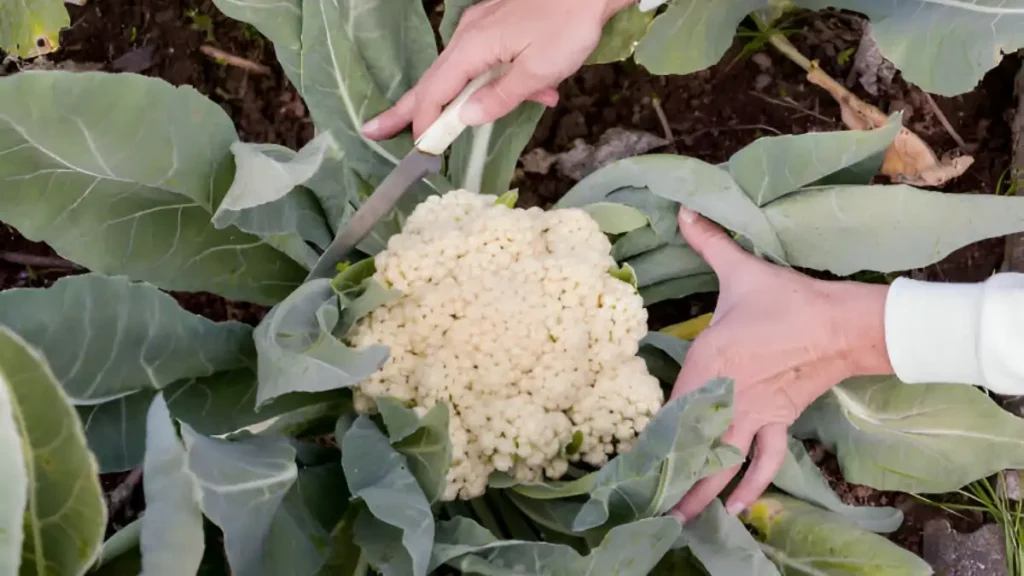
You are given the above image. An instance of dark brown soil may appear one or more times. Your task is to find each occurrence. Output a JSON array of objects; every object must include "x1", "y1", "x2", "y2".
[
  {"x1": 806, "y1": 441, "x2": 986, "y2": 555},
  {"x1": 1, "y1": 1, "x2": 1019, "y2": 563}
]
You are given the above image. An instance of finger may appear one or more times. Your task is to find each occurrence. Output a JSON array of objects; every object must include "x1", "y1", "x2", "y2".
[
  {"x1": 460, "y1": 57, "x2": 559, "y2": 127},
  {"x1": 527, "y1": 87, "x2": 560, "y2": 108},
  {"x1": 361, "y1": 40, "x2": 463, "y2": 140},
  {"x1": 669, "y1": 426, "x2": 754, "y2": 523},
  {"x1": 723, "y1": 424, "x2": 789, "y2": 516},
  {"x1": 412, "y1": 35, "x2": 499, "y2": 138},
  {"x1": 677, "y1": 206, "x2": 751, "y2": 278},
  {"x1": 362, "y1": 90, "x2": 418, "y2": 140}
]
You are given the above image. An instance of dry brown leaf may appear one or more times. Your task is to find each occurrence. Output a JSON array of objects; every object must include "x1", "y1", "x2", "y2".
[{"x1": 807, "y1": 64, "x2": 973, "y2": 187}]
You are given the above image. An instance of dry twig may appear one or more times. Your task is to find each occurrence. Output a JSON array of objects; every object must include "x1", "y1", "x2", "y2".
[
  {"x1": 199, "y1": 45, "x2": 271, "y2": 75},
  {"x1": 650, "y1": 96, "x2": 674, "y2": 142},
  {"x1": 920, "y1": 90, "x2": 968, "y2": 150},
  {"x1": 749, "y1": 91, "x2": 836, "y2": 123},
  {"x1": 0, "y1": 252, "x2": 80, "y2": 269},
  {"x1": 106, "y1": 468, "x2": 143, "y2": 518}
]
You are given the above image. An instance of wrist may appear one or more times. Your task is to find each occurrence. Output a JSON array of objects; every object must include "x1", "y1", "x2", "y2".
[{"x1": 827, "y1": 281, "x2": 894, "y2": 378}]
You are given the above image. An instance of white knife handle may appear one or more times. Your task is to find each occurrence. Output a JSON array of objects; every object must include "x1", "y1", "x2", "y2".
[{"x1": 415, "y1": 65, "x2": 507, "y2": 156}]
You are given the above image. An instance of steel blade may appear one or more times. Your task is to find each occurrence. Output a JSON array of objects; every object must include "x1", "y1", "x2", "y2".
[{"x1": 307, "y1": 150, "x2": 442, "y2": 280}]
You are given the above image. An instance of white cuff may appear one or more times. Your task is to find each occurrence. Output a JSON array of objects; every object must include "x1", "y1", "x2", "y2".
[{"x1": 884, "y1": 276, "x2": 985, "y2": 385}]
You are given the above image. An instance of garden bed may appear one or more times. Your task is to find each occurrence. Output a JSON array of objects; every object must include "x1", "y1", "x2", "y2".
[{"x1": 1, "y1": 0, "x2": 1020, "y2": 570}]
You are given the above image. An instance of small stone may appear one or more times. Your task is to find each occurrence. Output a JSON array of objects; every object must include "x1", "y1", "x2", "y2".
[
  {"x1": 998, "y1": 470, "x2": 1022, "y2": 501},
  {"x1": 754, "y1": 73, "x2": 772, "y2": 91},
  {"x1": 922, "y1": 519, "x2": 1007, "y2": 576},
  {"x1": 520, "y1": 148, "x2": 557, "y2": 175},
  {"x1": 112, "y1": 46, "x2": 155, "y2": 73},
  {"x1": 555, "y1": 128, "x2": 668, "y2": 181},
  {"x1": 751, "y1": 52, "x2": 772, "y2": 71}
]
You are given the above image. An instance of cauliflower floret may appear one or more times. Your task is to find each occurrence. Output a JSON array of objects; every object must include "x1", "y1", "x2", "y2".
[{"x1": 350, "y1": 189, "x2": 664, "y2": 500}]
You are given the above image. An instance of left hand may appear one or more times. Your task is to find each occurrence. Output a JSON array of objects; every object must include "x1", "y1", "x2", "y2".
[{"x1": 667, "y1": 206, "x2": 893, "y2": 522}]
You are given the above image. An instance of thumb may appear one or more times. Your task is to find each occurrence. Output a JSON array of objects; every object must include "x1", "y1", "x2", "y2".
[
  {"x1": 677, "y1": 206, "x2": 748, "y2": 275},
  {"x1": 460, "y1": 63, "x2": 556, "y2": 126}
]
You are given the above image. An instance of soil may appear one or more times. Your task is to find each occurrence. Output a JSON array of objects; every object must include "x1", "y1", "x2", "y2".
[{"x1": 1, "y1": 0, "x2": 1020, "y2": 565}]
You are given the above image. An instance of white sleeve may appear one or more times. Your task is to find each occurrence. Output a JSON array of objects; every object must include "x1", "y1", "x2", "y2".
[{"x1": 884, "y1": 273, "x2": 1024, "y2": 395}]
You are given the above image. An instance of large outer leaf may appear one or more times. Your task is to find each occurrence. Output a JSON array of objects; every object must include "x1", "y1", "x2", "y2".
[
  {"x1": 641, "y1": 274, "x2": 720, "y2": 307},
  {"x1": 562, "y1": 155, "x2": 787, "y2": 263},
  {"x1": 77, "y1": 391, "x2": 155, "y2": 473},
  {"x1": 801, "y1": 0, "x2": 1024, "y2": 96},
  {"x1": 316, "y1": 507, "x2": 365, "y2": 576},
  {"x1": 0, "y1": 327, "x2": 105, "y2": 576},
  {"x1": 181, "y1": 425, "x2": 298, "y2": 575},
  {"x1": 792, "y1": 376, "x2": 1024, "y2": 493},
  {"x1": 77, "y1": 368, "x2": 340, "y2": 473},
  {"x1": 627, "y1": 244, "x2": 711, "y2": 288},
  {"x1": 377, "y1": 398, "x2": 453, "y2": 504},
  {"x1": 744, "y1": 494, "x2": 932, "y2": 575},
  {"x1": 0, "y1": 274, "x2": 253, "y2": 405},
  {"x1": 165, "y1": 368, "x2": 347, "y2": 438},
  {"x1": 262, "y1": 464, "x2": 352, "y2": 576},
  {"x1": 773, "y1": 436, "x2": 903, "y2": 533},
  {"x1": 298, "y1": 0, "x2": 440, "y2": 188},
  {"x1": 214, "y1": 0, "x2": 449, "y2": 215},
  {"x1": 447, "y1": 103, "x2": 546, "y2": 195},
  {"x1": 212, "y1": 134, "x2": 337, "y2": 269},
  {"x1": 762, "y1": 183, "x2": 1024, "y2": 275},
  {"x1": 0, "y1": 0, "x2": 68, "y2": 58},
  {"x1": 681, "y1": 499, "x2": 780, "y2": 576},
  {"x1": 91, "y1": 518, "x2": 143, "y2": 575},
  {"x1": 0, "y1": 71, "x2": 305, "y2": 304},
  {"x1": 254, "y1": 276, "x2": 395, "y2": 406},
  {"x1": 566, "y1": 154, "x2": 1024, "y2": 276},
  {"x1": 430, "y1": 517, "x2": 681, "y2": 575},
  {"x1": 572, "y1": 378, "x2": 743, "y2": 531},
  {"x1": 634, "y1": 0, "x2": 768, "y2": 76},
  {"x1": 342, "y1": 415, "x2": 434, "y2": 576},
  {"x1": 0, "y1": 333, "x2": 27, "y2": 575},
  {"x1": 587, "y1": 5, "x2": 656, "y2": 64},
  {"x1": 139, "y1": 394, "x2": 205, "y2": 576},
  {"x1": 727, "y1": 117, "x2": 901, "y2": 206}
]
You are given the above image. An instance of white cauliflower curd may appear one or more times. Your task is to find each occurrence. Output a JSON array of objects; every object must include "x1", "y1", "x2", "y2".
[{"x1": 348, "y1": 189, "x2": 664, "y2": 500}]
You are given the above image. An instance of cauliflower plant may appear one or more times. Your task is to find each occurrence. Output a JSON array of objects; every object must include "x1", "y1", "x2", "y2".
[{"x1": 348, "y1": 189, "x2": 664, "y2": 500}]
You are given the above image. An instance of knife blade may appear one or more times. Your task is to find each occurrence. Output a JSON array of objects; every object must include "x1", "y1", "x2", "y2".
[
  {"x1": 306, "y1": 65, "x2": 506, "y2": 281},
  {"x1": 306, "y1": 151, "x2": 442, "y2": 280}
]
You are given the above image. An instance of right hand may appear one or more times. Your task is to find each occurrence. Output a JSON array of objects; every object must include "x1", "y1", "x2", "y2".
[
  {"x1": 361, "y1": 0, "x2": 636, "y2": 141},
  {"x1": 666, "y1": 207, "x2": 893, "y2": 523}
]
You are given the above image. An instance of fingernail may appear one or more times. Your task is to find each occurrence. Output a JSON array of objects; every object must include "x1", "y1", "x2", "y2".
[
  {"x1": 459, "y1": 101, "x2": 486, "y2": 126},
  {"x1": 679, "y1": 205, "x2": 697, "y2": 224},
  {"x1": 361, "y1": 118, "x2": 380, "y2": 136},
  {"x1": 726, "y1": 501, "x2": 745, "y2": 516},
  {"x1": 669, "y1": 510, "x2": 687, "y2": 524}
]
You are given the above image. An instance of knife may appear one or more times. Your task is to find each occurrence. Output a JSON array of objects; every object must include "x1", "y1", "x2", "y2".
[{"x1": 306, "y1": 66, "x2": 506, "y2": 281}]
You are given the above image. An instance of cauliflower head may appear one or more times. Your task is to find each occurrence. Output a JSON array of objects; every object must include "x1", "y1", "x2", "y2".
[{"x1": 348, "y1": 189, "x2": 664, "y2": 500}]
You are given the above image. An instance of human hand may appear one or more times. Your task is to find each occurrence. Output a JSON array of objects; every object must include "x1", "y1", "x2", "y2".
[
  {"x1": 668, "y1": 207, "x2": 893, "y2": 522},
  {"x1": 361, "y1": 0, "x2": 637, "y2": 141}
]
